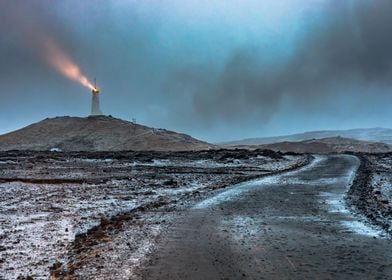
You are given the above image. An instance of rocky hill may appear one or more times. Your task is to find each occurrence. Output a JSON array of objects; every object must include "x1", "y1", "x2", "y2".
[
  {"x1": 235, "y1": 137, "x2": 392, "y2": 154},
  {"x1": 222, "y1": 128, "x2": 392, "y2": 146},
  {"x1": 0, "y1": 116, "x2": 213, "y2": 152}
]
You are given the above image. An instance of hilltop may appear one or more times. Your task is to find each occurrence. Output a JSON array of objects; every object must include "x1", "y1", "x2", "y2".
[{"x1": 0, "y1": 116, "x2": 213, "y2": 151}]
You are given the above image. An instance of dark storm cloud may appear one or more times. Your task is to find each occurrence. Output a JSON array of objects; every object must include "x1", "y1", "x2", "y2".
[
  {"x1": 0, "y1": 1, "x2": 77, "y2": 70},
  {"x1": 166, "y1": 0, "x2": 392, "y2": 127},
  {"x1": 1, "y1": 1, "x2": 392, "y2": 142}
]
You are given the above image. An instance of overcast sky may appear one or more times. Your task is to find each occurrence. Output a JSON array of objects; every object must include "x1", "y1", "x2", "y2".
[{"x1": 1, "y1": 0, "x2": 392, "y2": 142}]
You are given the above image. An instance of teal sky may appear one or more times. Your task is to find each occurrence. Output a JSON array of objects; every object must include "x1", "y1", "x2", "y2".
[{"x1": 1, "y1": 1, "x2": 392, "y2": 142}]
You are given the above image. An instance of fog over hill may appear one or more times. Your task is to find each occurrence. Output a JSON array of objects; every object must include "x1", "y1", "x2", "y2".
[
  {"x1": 221, "y1": 128, "x2": 392, "y2": 146},
  {"x1": 0, "y1": 116, "x2": 213, "y2": 152}
]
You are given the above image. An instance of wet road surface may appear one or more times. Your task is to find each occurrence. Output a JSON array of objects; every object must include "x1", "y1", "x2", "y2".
[{"x1": 140, "y1": 155, "x2": 392, "y2": 280}]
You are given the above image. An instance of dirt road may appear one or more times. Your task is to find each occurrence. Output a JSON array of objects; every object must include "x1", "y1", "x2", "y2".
[{"x1": 139, "y1": 155, "x2": 392, "y2": 280}]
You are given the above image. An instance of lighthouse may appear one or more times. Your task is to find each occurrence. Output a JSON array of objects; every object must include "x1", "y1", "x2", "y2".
[{"x1": 90, "y1": 79, "x2": 103, "y2": 116}]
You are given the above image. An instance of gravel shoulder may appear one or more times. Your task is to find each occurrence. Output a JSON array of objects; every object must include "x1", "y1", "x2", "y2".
[
  {"x1": 138, "y1": 155, "x2": 392, "y2": 280},
  {"x1": 346, "y1": 153, "x2": 392, "y2": 235}
]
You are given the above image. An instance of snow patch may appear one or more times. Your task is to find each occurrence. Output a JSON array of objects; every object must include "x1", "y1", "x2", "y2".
[
  {"x1": 193, "y1": 176, "x2": 279, "y2": 209},
  {"x1": 340, "y1": 220, "x2": 385, "y2": 238}
]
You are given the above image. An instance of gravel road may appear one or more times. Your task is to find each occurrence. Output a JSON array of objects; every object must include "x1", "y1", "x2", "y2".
[{"x1": 139, "y1": 155, "x2": 392, "y2": 280}]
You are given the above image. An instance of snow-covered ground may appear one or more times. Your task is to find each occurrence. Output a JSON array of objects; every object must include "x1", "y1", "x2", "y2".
[{"x1": 0, "y1": 150, "x2": 307, "y2": 279}]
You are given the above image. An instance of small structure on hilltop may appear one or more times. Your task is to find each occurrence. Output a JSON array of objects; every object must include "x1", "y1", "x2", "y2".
[{"x1": 90, "y1": 79, "x2": 103, "y2": 116}]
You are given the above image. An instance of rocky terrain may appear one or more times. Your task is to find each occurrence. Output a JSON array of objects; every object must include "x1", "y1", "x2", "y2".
[
  {"x1": 347, "y1": 153, "x2": 392, "y2": 235},
  {"x1": 0, "y1": 116, "x2": 213, "y2": 152},
  {"x1": 222, "y1": 127, "x2": 392, "y2": 145},
  {"x1": 137, "y1": 155, "x2": 392, "y2": 280},
  {"x1": 233, "y1": 137, "x2": 392, "y2": 154},
  {"x1": 0, "y1": 149, "x2": 308, "y2": 279}
]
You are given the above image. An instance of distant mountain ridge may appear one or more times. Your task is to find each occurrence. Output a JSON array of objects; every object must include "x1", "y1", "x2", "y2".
[
  {"x1": 221, "y1": 128, "x2": 392, "y2": 146},
  {"x1": 252, "y1": 136, "x2": 392, "y2": 154},
  {"x1": 0, "y1": 116, "x2": 213, "y2": 151}
]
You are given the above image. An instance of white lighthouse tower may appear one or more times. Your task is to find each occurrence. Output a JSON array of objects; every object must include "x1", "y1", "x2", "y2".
[{"x1": 90, "y1": 79, "x2": 103, "y2": 116}]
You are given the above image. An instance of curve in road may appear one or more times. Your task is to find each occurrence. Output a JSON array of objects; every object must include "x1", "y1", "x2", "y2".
[{"x1": 140, "y1": 155, "x2": 392, "y2": 280}]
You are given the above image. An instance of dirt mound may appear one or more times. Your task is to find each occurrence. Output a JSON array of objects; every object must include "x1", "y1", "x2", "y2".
[
  {"x1": 347, "y1": 153, "x2": 392, "y2": 235},
  {"x1": 0, "y1": 116, "x2": 213, "y2": 151}
]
